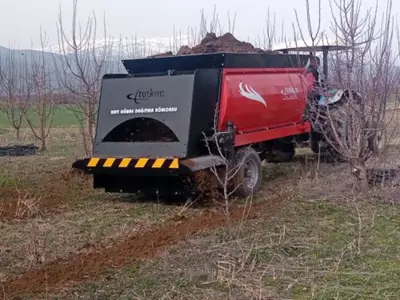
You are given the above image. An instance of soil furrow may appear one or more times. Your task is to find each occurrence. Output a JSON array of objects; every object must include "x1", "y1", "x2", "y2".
[
  {"x1": 0, "y1": 171, "x2": 91, "y2": 222},
  {"x1": 2, "y1": 195, "x2": 284, "y2": 298}
]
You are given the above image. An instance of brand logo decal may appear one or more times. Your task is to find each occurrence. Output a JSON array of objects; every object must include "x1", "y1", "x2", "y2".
[
  {"x1": 239, "y1": 82, "x2": 266, "y2": 107},
  {"x1": 281, "y1": 87, "x2": 299, "y2": 100},
  {"x1": 126, "y1": 89, "x2": 165, "y2": 104}
]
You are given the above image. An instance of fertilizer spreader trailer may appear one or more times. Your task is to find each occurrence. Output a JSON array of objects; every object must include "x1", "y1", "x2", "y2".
[{"x1": 72, "y1": 52, "x2": 344, "y2": 198}]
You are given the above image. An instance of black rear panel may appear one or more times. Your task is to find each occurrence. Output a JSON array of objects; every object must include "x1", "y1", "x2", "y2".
[
  {"x1": 122, "y1": 52, "x2": 311, "y2": 74},
  {"x1": 93, "y1": 69, "x2": 220, "y2": 158},
  {"x1": 94, "y1": 73, "x2": 195, "y2": 158}
]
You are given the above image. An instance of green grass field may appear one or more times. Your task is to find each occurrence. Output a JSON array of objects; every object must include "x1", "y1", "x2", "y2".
[
  {"x1": 0, "y1": 99, "x2": 399, "y2": 299},
  {"x1": 0, "y1": 104, "x2": 82, "y2": 129}
]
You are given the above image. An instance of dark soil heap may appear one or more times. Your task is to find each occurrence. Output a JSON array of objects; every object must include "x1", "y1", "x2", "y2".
[{"x1": 148, "y1": 32, "x2": 275, "y2": 58}]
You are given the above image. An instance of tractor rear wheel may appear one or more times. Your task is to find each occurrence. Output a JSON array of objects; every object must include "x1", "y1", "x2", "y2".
[
  {"x1": 308, "y1": 89, "x2": 364, "y2": 163},
  {"x1": 320, "y1": 100, "x2": 356, "y2": 162},
  {"x1": 309, "y1": 131, "x2": 322, "y2": 154},
  {"x1": 232, "y1": 147, "x2": 263, "y2": 198}
]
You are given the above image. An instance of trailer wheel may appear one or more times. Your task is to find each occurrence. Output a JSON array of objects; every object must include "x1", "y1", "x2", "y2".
[{"x1": 232, "y1": 148, "x2": 263, "y2": 198}]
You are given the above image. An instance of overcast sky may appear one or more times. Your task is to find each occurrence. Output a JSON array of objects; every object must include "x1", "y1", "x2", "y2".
[{"x1": 0, "y1": 0, "x2": 397, "y2": 49}]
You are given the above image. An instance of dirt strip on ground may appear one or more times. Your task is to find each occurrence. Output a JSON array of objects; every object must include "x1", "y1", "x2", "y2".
[{"x1": 2, "y1": 194, "x2": 286, "y2": 298}]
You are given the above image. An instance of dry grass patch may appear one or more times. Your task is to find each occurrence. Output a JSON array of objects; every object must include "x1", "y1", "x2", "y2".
[
  {"x1": 1, "y1": 108, "x2": 399, "y2": 299},
  {"x1": 0, "y1": 135, "x2": 184, "y2": 280},
  {"x1": 0, "y1": 195, "x2": 178, "y2": 279},
  {"x1": 30, "y1": 145, "x2": 400, "y2": 300},
  {"x1": 38, "y1": 194, "x2": 400, "y2": 300},
  {"x1": 0, "y1": 156, "x2": 92, "y2": 221}
]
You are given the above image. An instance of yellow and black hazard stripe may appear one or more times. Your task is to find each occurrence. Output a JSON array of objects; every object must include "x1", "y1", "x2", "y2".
[{"x1": 86, "y1": 157, "x2": 179, "y2": 169}]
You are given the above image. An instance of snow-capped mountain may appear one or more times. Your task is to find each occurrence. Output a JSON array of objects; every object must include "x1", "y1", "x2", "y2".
[{"x1": 36, "y1": 35, "x2": 192, "y2": 58}]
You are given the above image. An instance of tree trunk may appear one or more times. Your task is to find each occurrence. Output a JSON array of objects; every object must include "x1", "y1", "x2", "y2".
[
  {"x1": 40, "y1": 138, "x2": 46, "y2": 152},
  {"x1": 87, "y1": 118, "x2": 94, "y2": 155},
  {"x1": 358, "y1": 167, "x2": 369, "y2": 192},
  {"x1": 352, "y1": 160, "x2": 369, "y2": 192},
  {"x1": 15, "y1": 127, "x2": 20, "y2": 140}
]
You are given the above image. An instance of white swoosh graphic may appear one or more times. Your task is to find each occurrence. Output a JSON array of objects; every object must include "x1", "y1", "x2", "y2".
[{"x1": 239, "y1": 82, "x2": 267, "y2": 107}]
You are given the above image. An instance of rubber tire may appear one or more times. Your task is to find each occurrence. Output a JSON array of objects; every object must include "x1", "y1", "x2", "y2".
[
  {"x1": 232, "y1": 147, "x2": 263, "y2": 198},
  {"x1": 309, "y1": 132, "x2": 321, "y2": 154},
  {"x1": 309, "y1": 90, "x2": 362, "y2": 163},
  {"x1": 320, "y1": 103, "x2": 350, "y2": 162}
]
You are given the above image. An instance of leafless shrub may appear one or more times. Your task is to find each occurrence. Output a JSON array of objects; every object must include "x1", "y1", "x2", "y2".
[
  {"x1": 172, "y1": 6, "x2": 237, "y2": 51},
  {"x1": 205, "y1": 7, "x2": 236, "y2": 38},
  {"x1": 199, "y1": 144, "x2": 251, "y2": 213},
  {"x1": 113, "y1": 7, "x2": 238, "y2": 58},
  {"x1": 0, "y1": 46, "x2": 31, "y2": 139},
  {"x1": 112, "y1": 35, "x2": 148, "y2": 66},
  {"x1": 294, "y1": 0, "x2": 323, "y2": 49},
  {"x1": 54, "y1": 0, "x2": 113, "y2": 155},
  {"x1": 198, "y1": 108, "x2": 255, "y2": 213},
  {"x1": 295, "y1": 0, "x2": 397, "y2": 190},
  {"x1": 255, "y1": 7, "x2": 277, "y2": 50},
  {"x1": 26, "y1": 222, "x2": 47, "y2": 269},
  {"x1": 14, "y1": 189, "x2": 42, "y2": 219},
  {"x1": 196, "y1": 5, "x2": 236, "y2": 45},
  {"x1": 25, "y1": 29, "x2": 56, "y2": 151},
  {"x1": 214, "y1": 247, "x2": 267, "y2": 298}
]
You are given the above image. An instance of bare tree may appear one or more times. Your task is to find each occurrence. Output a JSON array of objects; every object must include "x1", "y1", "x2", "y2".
[
  {"x1": 25, "y1": 30, "x2": 56, "y2": 151},
  {"x1": 54, "y1": 0, "x2": 113, "y2": 155},
  {"x1": 258, "y1": 7, "x2": 277, "y2": 50},
  {"x1": 0, "y1": 46, "x2": 31, "y2": 140},
  {"x1": 120, "y1": 35, "x2": 149, "y2": 59},
  {"x1": 196, "y1": 107, "x2": 255, "y2": 213},
  {"x1": 294, "y1": 0, "x2": 323, "y2": 49},
  {"x1": 296, "y1": 0, "x2": 397, "y2": 190},
  {"x1": 199, "y1": 6, "x2": 221, "y2": 40},
  {"x1": 184, "y1": 6, "x2": 237, "y2": 48}
]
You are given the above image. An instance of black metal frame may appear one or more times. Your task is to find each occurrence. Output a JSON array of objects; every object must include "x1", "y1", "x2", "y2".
[{"x1": 122, "y1": 52, "x2": 312, "y2": 74}]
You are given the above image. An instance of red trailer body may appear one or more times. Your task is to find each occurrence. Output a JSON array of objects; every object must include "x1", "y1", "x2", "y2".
[{"x1": 218, "y1": 68, "x2": 312, "y2": 146}]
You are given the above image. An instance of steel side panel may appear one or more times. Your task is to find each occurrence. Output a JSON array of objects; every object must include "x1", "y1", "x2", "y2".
[
  {"x1": 234, "y1": 122, "x2": 311, "y2": 146},
  {"x1": 94, "y1": 74, "x2": 195, "y2": 158},
  {"x1": 218, "y1": 68, "x2": 309, "y2": 132}
]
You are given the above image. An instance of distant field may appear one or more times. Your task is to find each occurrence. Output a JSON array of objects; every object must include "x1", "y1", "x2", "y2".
[{"x1": 0, "y1": 104, "x2": 81, "y2": 129}]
